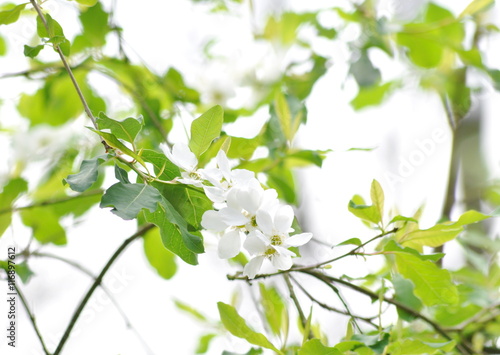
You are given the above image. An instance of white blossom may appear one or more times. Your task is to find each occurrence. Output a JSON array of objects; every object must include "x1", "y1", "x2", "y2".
[{"x1": 160, "y1": 143, "x2": 203, "y2": 186}]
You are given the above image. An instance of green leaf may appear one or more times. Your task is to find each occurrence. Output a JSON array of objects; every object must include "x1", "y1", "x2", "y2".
[
  {"x1": 100, "y1": 183, "x2": 161, "y2": 220},
  {"x1": 164, "y1": 67, "x2": 200, "y2": 103},
  {"x1": 299, "y1": 339, "x2": 342, "y2": 355},
  {"x1": 392, "y1": 274, "x2": 423, "y2": 321},
  {"x1": 97, "y1": 113, "x2": 143, "y2": 144},
  {"x1": 189, "y1": 105, "x2": 224, "y2": 157},
  {"x1": 274, "y1": 91, "x2": 293, "y2": 142},
  {"x1": 89, "y1": 128, "x2": 146, "y2": 168},
  {"x1": 350, "y1": 51, "x2": 381, "y2": 88},
  {"x1": 72, "y1": 2, "x2": 109, "y2": 51},
  {"x1": 389, "y1": 216, "x2": 418, "y2": 224},
  {"x1": 348, "y1": 195, "x2": 381, "y2": 225},
  {"x1": 20, "y1": 207, "x2": 67, "y2": 245},
  {"x1": 387, "y1": 339, "x2": 456, "y2": 355},
  {"x1": 195, "y1": 333, "x2": 217, "y2": 354},
  {"x1": 395, "y1": 252, "x2": 459, "y2": 306},
  {"x1": 174, "y1": 300, "x2": 207, "y2": 321},
  {"x1": 0, "y1": 178, "x2": 28, "y2": 237},
  {"x1": 0, "y1": 35, "x2": 6, "y2": 55},
  {"x1": 143, "y1": 197, "x2": 203, "y2": 265},
  {"x1": 0, "y1": 3, "x2": 26, "y2": 25},
  {"x1": 336, "y1": 238, "x2": 362, "y2": 247},
  {"x1": 23, "y1": 44, "x2": 44, "y2": 58},
  {"x1": 399, "y1": 225, "x2": 463, "y2": 248},
  {"x1": 114, "y1": 164, "x2": 130, "y2": 184},
  {"x1": 217, "y1": 302, "x2": 281, "y2": 353},
  {"x1": 74, "y1": 0, "x2": 99, "y2": 6},
  {"x1": 64, "y1": 156, "x2": 107, "y2": 192},
  {"x1": 143, "y1": 227, "x2": 177, "y2": 279},
  {"x1": 350, "y1": 82, "x2": 394, "y2": 110},
  {"x1": 459, "y1": 0, "x2": 494, "y2": 18},
  {"x1": 370, "y1": 180, "x2": 384, "y2": 223},
  {"x1": 259, "y1": 283, "x2": 287, "y2": 336}
]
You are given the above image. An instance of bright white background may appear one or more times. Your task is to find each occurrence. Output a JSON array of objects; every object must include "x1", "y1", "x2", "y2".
[{"x1": 0, "y1": 0, "x2": 499, "y2": 354}]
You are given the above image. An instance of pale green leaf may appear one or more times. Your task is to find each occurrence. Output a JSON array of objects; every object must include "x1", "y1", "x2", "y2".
[
  {"x1": 395, "y1": 253, "x2": 459, "y2": 306},
  {"x1": 217, "y1": 302, "x2": 281, "y2": 353},
  {"x1": 74, "y1": 0, "x2": 99, "y2": 6},
  {"x1": 274, "y1": 91, "x2": 292, "y2": 141},
  {"x1": 0, "y1": 178, "x2": 28, "y2": 237},
  {"x1": 20, "y1": 207, "x2": 67, "y2": 245},
  {"x1": 174, "y1": 300, "x2": 207, "y2": 321},
  {"x1": 370, "y1": 179, "x2": 384, "y2": 223},
  {"x1": 337, "y1": 238, "x2": 362, "y2": 247},
  {"x1": 189, "y1": 105, "x2": 224, "y2": 157},
  {"x1": 259, "y1": 283, "x2": 287, "y2": 336},
  {"x1": 89, "y1": 128, "x2": 146, "y2": 168},
  {"x1": 0, "y1": 3, "x2": 26, "y2": 25},
  {"x1": 143, "y1": 227, "x2": 177, "y2": 279},
  {"x1": 195, "y1": 333, "x2": 217, "y2": 354},
  {"x1": 388, "y1": 339, "x2": 456, "y2": 355},
  {"x1": 97, "y1": 113, "x2": 143, "y2": 144},
  {"x1": 348, "y1": 198, "x2": 381, "y2": 224},
  {"x1": 459, "y1": 0, "x2": 494, "y2": 18},
  {"x1": 299, "y1": 339, "x2": 342, "y2": 355}
]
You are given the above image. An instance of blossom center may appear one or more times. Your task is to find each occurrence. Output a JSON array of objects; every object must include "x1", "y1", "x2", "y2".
[
  {"x1": 265, "y1": 247, "x2": 277, "y2": 257},
  {"x1": 188, "y1": 171, "x2": 202, "y2": 180},
  {"x1": 270, "y1": 234, "x2": 283, "y2": 246}
]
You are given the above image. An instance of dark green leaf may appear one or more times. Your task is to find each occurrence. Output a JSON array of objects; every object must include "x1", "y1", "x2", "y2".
[
  {"x1": 114, "y1": 164, "x2": 130, "y2": 184},
  {"x1": 392, "y1": 274, "x2": 423, "y2": 321},
  {"x1": 64, "y1": 156, "x2": 107, "y2": 192},
  {"x1": 217, "y1": 302, "x2": 281, "y2": 353},
  {"x1": 143, "y1": 197, "x2": 203, "y2": 265},
  {"x1": 350, "y1": 51, "x2": 381, "y2": 88},
  {"x1": 100, "y1": 183, "x2": 161, "y2": 220}
]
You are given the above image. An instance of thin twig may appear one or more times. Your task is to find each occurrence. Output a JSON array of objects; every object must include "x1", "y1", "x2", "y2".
[
  {"x1": 53, "y1": 223, "x2": 155, "y2": 355},
  {"x1": 290, "y1": 275, "x2": 378, "y2": 329},
  {"x1": 14, "y1": 283, "x2": 51, "y2": 355},
  {"x1": 283, "y1": 274, "x2": 313, "y2": 340},
  {"x1": 0, "y1": 189, "x2": 103, "y2": 216},
  {"x1": 30, "y1": 251, "x2": 157, "y2": 355}
]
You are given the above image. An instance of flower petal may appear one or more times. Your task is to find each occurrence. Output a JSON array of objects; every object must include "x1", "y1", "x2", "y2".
[
  {"x1": 201, "y1": 210, "x2": 227, "y2": 231},
  {"x1": 203, "y1": 186, "x2": 225, "y2": 203},
  {"x1": 238, "y1": 186, "x2": 263, "y2": 214},
  {"x1": 256, "y1": 209, "x2": 274, "y2": 236},
  {"x1": 270, "y1": 253, "x2": 293, "y2": 270},
  {"x1": 243, "y1": 231, "x2": 268, "y2": 255},
  {"x1": 226, "y1": 188, "x2": 241, "y2": 210},
  {"x1": 274, "y1": 205, "x2": 294, "y2": 234},
  {"x1": 216, "y1": 150, "x2": 232, "y2": 181},
  {"x1": 172, "y1": 143, "x2": 197, "y2": 171},
  {"x1": 218, "y1": 230, "x2": 242, "y2": 259},
  {"x1": 219, "y1": 207, "x2": 248, "y2": 226},
  {"x1": 285, "y1": 233, "x2": 313, "y2": 247},
  {"x1": 243, "y1": 255, "x2": 265, "y2": 279}
]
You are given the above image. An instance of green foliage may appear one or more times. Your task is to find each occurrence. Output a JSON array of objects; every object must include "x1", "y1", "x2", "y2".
[
  {"x1": 217, "y1": 302, "x2": 281, "y2": 353},
  {"x1": 23, "y1": 44, "x2": 44, "y2": 58},
  {"x1": 36, "y1": 13, "x2": 71, "y2": 56},
  {"x1": 72, "y1": 2, "x2": 110, "y2": 52},
  {"x1": 0, "y1": 178, "x2": 28, "y2": 237},
  {"x1": 189, "y1": 105, "x2": 224, "y2": 157},
  {"x1": 96, "y1": 113, "x2": 143, "y2": 144},
  {"x1": 143, "y1": 227, "x2": 177, "y2": 279},
  {"x1": 143, "y1": 196, "x2": 204, "y2": 265},
  {"x1": 259, "y1": 283, "x2": 288, "y2": 336},
  {"x1": 64, "y1": 155, "x2": 107, "y2": 192},
  {"x1": 0, "y1": 3, "x2": 26, "y2": 25},
  {"x1": 298, "y1": 339, "x2": 341, "y2": 355},
  {"x1": 100, "y1": 183, "x2": 161, "y2": 220}
]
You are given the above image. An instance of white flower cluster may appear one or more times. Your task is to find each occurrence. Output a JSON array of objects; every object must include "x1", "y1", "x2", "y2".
[{"x1": 161, "y1": 143, "x2": 312, "y2": 279}]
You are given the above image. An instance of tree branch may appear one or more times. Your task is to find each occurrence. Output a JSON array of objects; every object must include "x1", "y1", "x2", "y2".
[
  {"x1": 0, "y1": 189, "x2": 103, "y2": 216},
  {"x1": 53, "y1": 223, "x2": 155, "y2": 355},
  {"x1": 14, "y1": 283, "x2": 51, "y2": 355}
]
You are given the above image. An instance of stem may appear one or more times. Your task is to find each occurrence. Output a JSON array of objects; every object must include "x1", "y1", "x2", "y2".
[
  {"x1": 298, "y1": 228, "x2": 398, "y2": 271},
  {"x1": 30, "y1": 251, "x2": 157, "y2": 355},
  {"x1": 283, "y1": 274, "x2": 312, "y2": 339},
  {"x1": 53, "y1": 223, "x2": 155, "y2": 355},
  {"x1": 290, "y1": 275, "x2": 378, "y2": 329},
  {"x1": 0, "y1": 189, "x2": 103, "y2": 216},
  {"x1": 14, "y1": 283, "x2": 51, "y2": 355}
]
